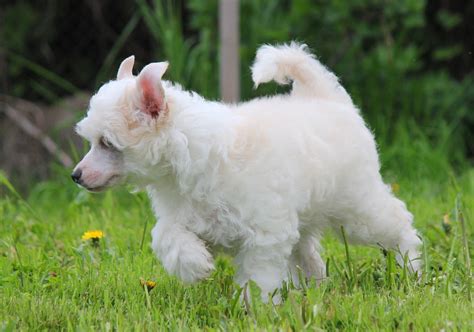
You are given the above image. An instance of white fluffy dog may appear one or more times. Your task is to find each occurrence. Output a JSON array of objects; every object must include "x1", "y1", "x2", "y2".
[{"x1": 72, "y1": 43, "x2": 421, "y2": 301}]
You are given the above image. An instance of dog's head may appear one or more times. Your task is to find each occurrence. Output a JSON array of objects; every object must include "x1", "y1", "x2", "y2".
[{"x1": 72, "y1": 56, "x2": 170, "y2": 192}]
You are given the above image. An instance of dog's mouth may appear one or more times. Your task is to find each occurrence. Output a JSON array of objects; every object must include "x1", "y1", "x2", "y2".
[{"x1": 84, "y1": 175, "x2": 122, "y2": 193}]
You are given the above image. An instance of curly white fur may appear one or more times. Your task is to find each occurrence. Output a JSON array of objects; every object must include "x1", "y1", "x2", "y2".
[{"x1": 74, "y1": 43, "x2": 422, "y2": 302}]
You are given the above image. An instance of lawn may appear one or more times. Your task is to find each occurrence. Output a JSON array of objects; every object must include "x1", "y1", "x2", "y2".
[{"x1": 0, "y1": 168, "x2": 472, "y2": 330}]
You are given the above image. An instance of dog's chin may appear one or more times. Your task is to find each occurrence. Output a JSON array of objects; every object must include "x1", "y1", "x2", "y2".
[
  {"x1": 83, "y1": 175, "x2": 122, "y2": 193},
  {"x1": 85, "y1": 185, "x2": 110, "y2": 193}
]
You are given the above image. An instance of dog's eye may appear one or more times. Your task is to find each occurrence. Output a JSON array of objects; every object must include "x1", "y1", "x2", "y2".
[{"x1": 99, "y1": 136, "x2": 116, "y2": 150}]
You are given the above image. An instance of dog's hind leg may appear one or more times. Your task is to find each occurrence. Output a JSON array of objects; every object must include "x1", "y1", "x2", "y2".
[
  {"x1": 336, "y1": 184, "x2": 422, "y2": 274},
  {"x1": 373, "y1": 194, "x2": 422, "y2": 273}
]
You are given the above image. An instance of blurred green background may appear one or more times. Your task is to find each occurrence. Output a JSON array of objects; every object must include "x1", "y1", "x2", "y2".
[{"x1": 0, "y1": 0, "x2": 473, "y2": 189}]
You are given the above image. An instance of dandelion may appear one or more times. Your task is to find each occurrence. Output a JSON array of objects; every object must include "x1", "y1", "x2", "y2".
[
  {"x1": 140, "y1": 277, "x2": 157, "y2": 291},
  {"x1": 81, "y1": 230, "x2": 104, "y2": 247},
  {"x1": 391, "y1": 183, "x2": 400, "y2": 194},
  {"x1": 442, "y1": 214, "x2": 451, "y2": 234},
  {"x1": 82, "y1": 230, "x2": 104, "y2": 240}
]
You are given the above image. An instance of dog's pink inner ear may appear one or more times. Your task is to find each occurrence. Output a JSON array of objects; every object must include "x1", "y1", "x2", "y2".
[
  {"x1": 139, "y1": 76, "x2": 164, "y2": 118},
  {"x1": 136, "y1": 62, "x2": 169, "y2": 118}
]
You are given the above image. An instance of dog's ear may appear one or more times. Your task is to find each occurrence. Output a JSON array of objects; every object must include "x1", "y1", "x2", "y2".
[
  {"x1": 117, "y1": 55, "x2": 135, "y2": 80},
  {"x1": 136, "y1": 62, "x2": 169, "y2": 118}
]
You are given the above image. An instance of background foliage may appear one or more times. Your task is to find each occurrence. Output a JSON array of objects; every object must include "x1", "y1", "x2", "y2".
[{"x1": 1, "y1": 1, "x2": 473, "y2": 183}]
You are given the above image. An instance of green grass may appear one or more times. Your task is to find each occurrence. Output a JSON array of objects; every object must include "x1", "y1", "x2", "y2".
[{"x1": 0, "y1": 166, "x2": 473, "y2": 331}]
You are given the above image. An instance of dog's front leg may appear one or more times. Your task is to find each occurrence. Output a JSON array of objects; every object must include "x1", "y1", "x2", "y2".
[{"x1": 151, "y1": 219, "x2": 214, "y2": 283}]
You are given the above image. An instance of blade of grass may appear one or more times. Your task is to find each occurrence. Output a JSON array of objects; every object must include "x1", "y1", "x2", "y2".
[
  {"x1": 140, "y1": 216, "x2": 149, "y2": 252},
  {"x1": 7, "y1": 52, "x2": 79, "y2": 94},
  {"x1": 340, "y1": 226, "x2": 354, "y2": 285},
  {"x1": 455, "y1": 195, "x2": 472, "y2": 301},
  {"x1": 95, "y1": 11, "x2": 141, "y2": 86}
]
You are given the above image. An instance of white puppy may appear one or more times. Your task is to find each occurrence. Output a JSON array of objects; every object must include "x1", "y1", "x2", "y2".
[{"x1": 73, "y1": 43, "x2": 421, "y2": 301}]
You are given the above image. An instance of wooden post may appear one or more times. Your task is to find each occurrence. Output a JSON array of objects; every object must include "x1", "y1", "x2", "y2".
[{"x1": 219, "y1": 0, "x2": 240, "y2": 103}]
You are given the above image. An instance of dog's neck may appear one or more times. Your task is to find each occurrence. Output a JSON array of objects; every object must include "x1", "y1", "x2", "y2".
[{"x1": 149, "y1": 83, "x2": 239, "y2": 198}]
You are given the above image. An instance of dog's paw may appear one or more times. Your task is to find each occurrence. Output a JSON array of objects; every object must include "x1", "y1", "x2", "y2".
[
  {"x1": 177, "y1": 243, "x2": 215, "y2": 283},
  {"x1": 159, "y1": 241, "x2": 214, "y2": 283}
]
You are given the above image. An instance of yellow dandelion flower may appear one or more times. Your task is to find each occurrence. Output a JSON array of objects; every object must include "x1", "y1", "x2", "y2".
[
  {"x1": 391, "y1": 183, "x2": 400, "y2": 194},
  {"x1": 140, "y1": 277, "x2": 157, "y2": 291},
  {"x1": 443, "y1": 214, "x2": 450, "y2": 225},
  {"x1": 442, "y1": 213, "x2": 451, "y2": 234},
  {"x1": 81, "y1": 230, "x2": 104, "y2": 241}
]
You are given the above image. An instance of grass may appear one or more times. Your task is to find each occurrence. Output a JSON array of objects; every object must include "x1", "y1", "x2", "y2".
[
  {"x1": 0, "y1": 164, "x2": 472, "y2": 331},
  {"x1": 3, "y1": 1, "x2": 472, "y2": 329}
]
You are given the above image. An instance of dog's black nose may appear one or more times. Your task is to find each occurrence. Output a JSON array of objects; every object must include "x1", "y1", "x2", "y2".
[{"x1": 71, "y1": 169, "x2": 82, "y2": 184}]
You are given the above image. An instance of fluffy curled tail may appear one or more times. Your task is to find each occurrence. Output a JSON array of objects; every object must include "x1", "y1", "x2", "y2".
[{"x1": 251, "y1": 42, "x2": 352, "y2": 105}]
